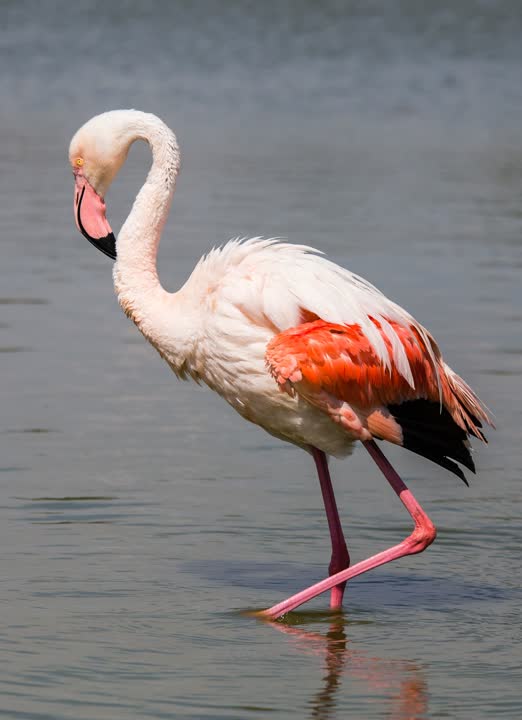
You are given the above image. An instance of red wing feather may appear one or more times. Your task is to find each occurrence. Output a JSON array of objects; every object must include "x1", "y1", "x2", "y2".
[
  {"x1": 267, "y1": 319, "x2": 439, "y2": 408},
  {"x1": 266, "y1": 318, "x2": 491, "y2": 439}
]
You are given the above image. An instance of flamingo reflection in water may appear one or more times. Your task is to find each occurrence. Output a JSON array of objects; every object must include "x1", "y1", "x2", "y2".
[{"x1": 268, "y1": 614, "x2": 428, "y2": 719}]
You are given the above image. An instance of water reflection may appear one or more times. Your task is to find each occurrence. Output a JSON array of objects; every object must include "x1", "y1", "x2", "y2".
[{"x1": 267, "y1": 614, "x2": 428, "y2": 720}]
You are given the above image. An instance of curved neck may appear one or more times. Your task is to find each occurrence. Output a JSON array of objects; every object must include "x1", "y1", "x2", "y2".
[{"x1": 113, "y1": 114, "x2": 180, "y2": 330}]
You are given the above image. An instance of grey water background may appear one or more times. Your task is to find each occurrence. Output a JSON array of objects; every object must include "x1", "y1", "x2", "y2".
[{"x1": 1, "y1": 1, "x2": 521, "y2": 717}]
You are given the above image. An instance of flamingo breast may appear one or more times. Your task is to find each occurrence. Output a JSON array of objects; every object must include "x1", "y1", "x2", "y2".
[{"x1": 194, "y1": 299, "x2": 357, "y2": 456}]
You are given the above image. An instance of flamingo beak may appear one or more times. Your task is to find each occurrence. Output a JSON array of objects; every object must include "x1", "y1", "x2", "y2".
[{"x1": 74, "y1": 174, "x2": 117, "y2": 260}]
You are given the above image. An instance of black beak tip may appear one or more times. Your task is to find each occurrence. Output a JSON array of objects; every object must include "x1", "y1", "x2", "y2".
[{"x1": 85, "y1": 232, "x2": 117, "y2": 260}]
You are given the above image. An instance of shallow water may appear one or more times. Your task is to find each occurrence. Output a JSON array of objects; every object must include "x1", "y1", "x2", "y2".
[{"x1": 1, "y1": 1, "x2": 521, "y2": 718}]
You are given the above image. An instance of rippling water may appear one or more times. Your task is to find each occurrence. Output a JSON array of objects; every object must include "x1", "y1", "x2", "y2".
[{"x1": 1, "y1": 1, "x2": 521, "y2": 718}]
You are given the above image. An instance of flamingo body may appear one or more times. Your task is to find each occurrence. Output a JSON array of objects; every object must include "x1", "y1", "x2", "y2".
[
  {"x1": 127, "y1": 236, "x2": 487, "y2": 474},
  {"x1": 69, "y1": 110, "x2": 492, "y2": 618}
]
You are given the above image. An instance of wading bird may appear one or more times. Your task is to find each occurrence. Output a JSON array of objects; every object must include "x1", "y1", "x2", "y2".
[{"x1": 69, "y1": 110, "x2": 491, "y2": 619}]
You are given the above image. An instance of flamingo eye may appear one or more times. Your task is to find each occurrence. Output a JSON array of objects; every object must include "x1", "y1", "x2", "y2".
[{"x1": 75, "y1": 157, "x2": 84, "y2": 167}]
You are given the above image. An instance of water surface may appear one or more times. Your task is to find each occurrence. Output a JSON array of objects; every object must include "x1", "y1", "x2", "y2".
[{"x1": 1, "y1": 1, "x2": 521, "y2": 718}]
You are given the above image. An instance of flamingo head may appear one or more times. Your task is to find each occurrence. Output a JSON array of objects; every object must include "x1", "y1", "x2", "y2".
[{"x1": 69, "y1": 110, "x2": 136, "y2": 260}]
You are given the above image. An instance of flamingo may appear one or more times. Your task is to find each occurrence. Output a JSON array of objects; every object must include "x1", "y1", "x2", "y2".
[{"x1": 69, "y1": 110, "x2": 492, "y2": 620}]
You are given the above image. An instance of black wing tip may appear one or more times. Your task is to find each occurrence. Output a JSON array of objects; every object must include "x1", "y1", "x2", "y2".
[
  {"x1": 436, "y1": 455, "x2": 470, "y2": 486},
  {"x1": 387, "y1": 399, "x2": 478, "y2": 486}
]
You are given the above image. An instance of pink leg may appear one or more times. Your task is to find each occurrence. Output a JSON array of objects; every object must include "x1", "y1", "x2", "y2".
[
  {"x1": 260, "y1": 440, "x2": 436, "y2": 620},
  {"x1": 311, "y1": 447, "x2": 350, "y2": 610}
]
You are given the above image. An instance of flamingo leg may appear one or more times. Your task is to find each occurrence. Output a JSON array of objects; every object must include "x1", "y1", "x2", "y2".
[
  {"x1": 261, "y1": 440, "x2": 437, "y2": 620},
  {"x1": 311, "y1": 447, "x2": 350, "y2": 610}
]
